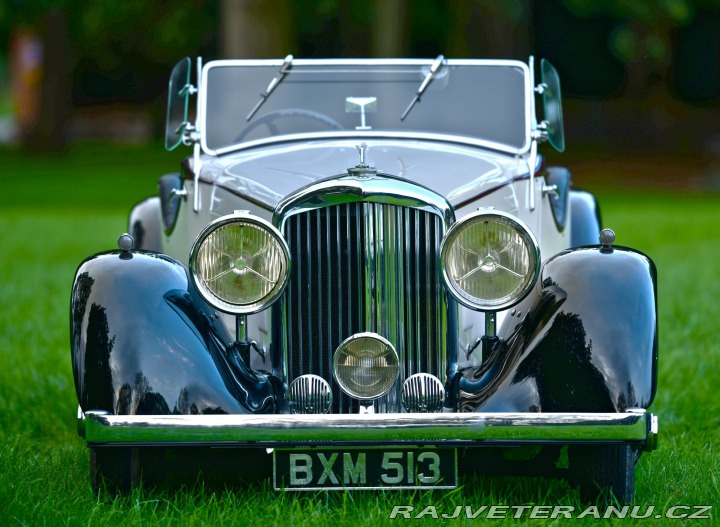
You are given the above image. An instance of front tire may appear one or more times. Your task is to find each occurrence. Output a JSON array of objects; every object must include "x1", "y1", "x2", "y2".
[
  {"x1": 90, "y1": 447, "x2": 140, "y2": 495},
  {"x1": 570, "y1": 444, "x2": 636, "y2": 503}
]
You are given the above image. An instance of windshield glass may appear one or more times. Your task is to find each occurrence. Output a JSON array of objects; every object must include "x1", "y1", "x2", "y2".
[{"x1": 202, "y1": 60, "x2": 529, "y2": 153}]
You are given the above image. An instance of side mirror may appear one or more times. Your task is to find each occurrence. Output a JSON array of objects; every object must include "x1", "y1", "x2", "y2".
[
  {"x1": 540, "y1": 59, "x2": 565, "y2": 153},
  {"x1": 164, "y1": 57, "x2": 192, "y2": 151}
]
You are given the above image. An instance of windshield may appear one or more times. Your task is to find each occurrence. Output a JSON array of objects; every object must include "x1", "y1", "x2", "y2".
[{"x1": 201, "y1": 59, "x2": 530, "y2": 154}]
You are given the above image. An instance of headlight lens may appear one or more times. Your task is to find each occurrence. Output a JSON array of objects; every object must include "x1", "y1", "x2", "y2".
[
  {"x1": 333, "y1": 333, "x2": 399, "y2": 400},
  {"x1": 191, "y1": 212, "x2": 290, "y2": 314},
  {"x1": 440, "y1": 211, "x2": 539, "y2": 311}
]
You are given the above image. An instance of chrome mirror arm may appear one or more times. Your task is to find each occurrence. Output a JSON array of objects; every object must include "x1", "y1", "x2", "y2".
[
  {"x1": 192, "y1": 56, "x2": 203, "y2": 212},
  {"x1": 527, "y1": 55, "x2": 538, "y2": 212},
  {"x1": 535, "y1": 121, "x2": 549, "y2": 141},
  {"x1": 180, "y1": 123, "x2": 203, "y2": 212},
  {"x1": 179, "y1": 83, "x2": 198, "y2": 97},
  {"x1": 526, "y1": 126, "x2": 549, "y2": 212},
  {"x1": 527, "y1": 139, "x2": 537, "y2": 211},
  {"x1": 181, "y1": 123, "x2": 200, "y2": 146},
  {"x1": 193, "y1": 142, "x2": 202, "y2": 212}
]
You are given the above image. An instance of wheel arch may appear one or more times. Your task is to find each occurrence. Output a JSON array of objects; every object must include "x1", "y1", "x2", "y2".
[
  {"x1": 70, "y1": 250, "x2": 281, "y2": 416},
  {"x1": 458, "y1": 244, "x2": 658, "y2": 413}
]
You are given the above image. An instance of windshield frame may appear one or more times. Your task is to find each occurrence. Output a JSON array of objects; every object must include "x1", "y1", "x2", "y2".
[{"x1": 199, "y1": 58, "x2": 533, "y2": 157}]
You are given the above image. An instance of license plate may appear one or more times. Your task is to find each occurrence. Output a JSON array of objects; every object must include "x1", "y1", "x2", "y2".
[{"x1": 273, "y1": 447, "x2": 457, "y2": 490}]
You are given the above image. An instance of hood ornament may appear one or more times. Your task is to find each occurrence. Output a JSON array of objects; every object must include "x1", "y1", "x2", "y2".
[
  {"x1": 356, "y1": 142, "x2": 369, "y2": 167},
  {"x1": 347, "y1": 142, "x2": 375, "y2": 177}
]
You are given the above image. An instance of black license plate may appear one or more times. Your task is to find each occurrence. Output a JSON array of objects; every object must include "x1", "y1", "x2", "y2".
[{"x1": 273, "y1": 447, "x2": 457, "y2": 490}]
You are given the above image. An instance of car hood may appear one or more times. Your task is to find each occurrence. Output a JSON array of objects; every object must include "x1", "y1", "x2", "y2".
[{"x1": 201, "y1": 139, "x2": 530, "y2": 210}]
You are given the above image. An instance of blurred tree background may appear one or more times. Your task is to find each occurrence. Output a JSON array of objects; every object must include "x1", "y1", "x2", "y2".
[{"x1": 0, "y1": 0, "x2": 718, "y2": 160}]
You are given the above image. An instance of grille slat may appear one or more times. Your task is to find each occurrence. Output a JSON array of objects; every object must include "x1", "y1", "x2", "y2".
[
  {"x1": 435, "y1": 222, "x2": 442, "y2": 379},
  {"x1": 306, "y1": 212, "x2": 312, "y2": 375},
  {"x1": 414, "y1": 209, "x2": 422, "y2": 374},
  {"x1": 316, "y1": 209, "x2": 322, "y2": 379},
  {"x1": 283, "y1": 202, "x2": 444, "y2": 413},
  {"x1": 396, "y1": 207, "x2": 406, "y2": 389}
]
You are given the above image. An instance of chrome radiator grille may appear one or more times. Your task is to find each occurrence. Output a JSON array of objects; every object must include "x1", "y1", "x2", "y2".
[{"x1": 281, "y1": 202, "x2": 446, "y2": 413}]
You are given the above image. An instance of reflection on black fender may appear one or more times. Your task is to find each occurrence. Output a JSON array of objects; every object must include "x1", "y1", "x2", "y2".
[
  {"x1": 459, "y1": 245, "x2": 657, "y2": 413},
  {"x1": 70, "y1": 250, "x2": 282, "y2": 416}
]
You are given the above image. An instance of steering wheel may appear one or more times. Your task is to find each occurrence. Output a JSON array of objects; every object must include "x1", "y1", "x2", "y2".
[{"x1": 235, "y1": 108, "x2": 344, "y2": 142}]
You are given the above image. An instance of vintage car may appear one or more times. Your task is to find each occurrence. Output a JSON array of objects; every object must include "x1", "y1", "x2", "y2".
[{"x1": 71, "y1": 56, "x2": 658, "y2": 501}]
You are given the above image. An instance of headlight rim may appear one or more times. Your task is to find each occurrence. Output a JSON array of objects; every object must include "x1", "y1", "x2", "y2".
[
  {"x1": 333, "y1": 332, "x2": 400, "y2": 401},
  {"x1": 439, "y1": 209, "x2": 540, "y2": 312},
  {"x1": 189, "y1": 211, "x2": 291, "y2": 315}
]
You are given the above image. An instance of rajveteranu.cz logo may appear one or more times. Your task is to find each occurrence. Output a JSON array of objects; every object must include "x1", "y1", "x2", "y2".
[{"x1": 388, "y1": 505, "x2": 713, "y2": 520}]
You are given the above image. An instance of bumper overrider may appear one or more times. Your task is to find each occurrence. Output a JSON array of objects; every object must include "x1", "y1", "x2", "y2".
[{"x1": 79, "y1": 408, "x2": 658, "y2": 451}]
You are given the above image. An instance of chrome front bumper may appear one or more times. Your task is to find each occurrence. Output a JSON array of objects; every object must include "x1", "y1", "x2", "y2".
[{"x1": 79, "y1": 408, "x2": 658, "y2": 451}]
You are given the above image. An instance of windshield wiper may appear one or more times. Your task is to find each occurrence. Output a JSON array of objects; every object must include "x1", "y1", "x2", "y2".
[
  {"x1": 400, "y1": 54, "x2": 445, "y2": 121},
  {"x1": 246, "y1": 54, "x2": 293, "y2": 121}
]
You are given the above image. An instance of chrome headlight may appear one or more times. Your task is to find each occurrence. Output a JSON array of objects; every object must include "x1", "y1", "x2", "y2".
[
  {"x1": 333, "y1": 333, "x2": 399, "y2": 400},
  {"x1": 440, "y1": 210, "x2": 540, "y2": 311},
  {"x1": 190, "y1": 212, "x2": 290, "y2": 314}
]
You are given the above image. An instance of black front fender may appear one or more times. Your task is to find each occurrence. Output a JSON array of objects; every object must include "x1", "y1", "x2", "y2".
[
  {"x1": 459, "y1": 244, "x2": 658, "y2": 413},
  {"x1": 71, "y1": 250, "x2": 280, "y2": 416}
]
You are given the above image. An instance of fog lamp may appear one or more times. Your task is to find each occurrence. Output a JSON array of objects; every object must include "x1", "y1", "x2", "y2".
[
  {"x1": 289, "y1": 375, "x2": 332, "y2": 414},
  {"x1": 401, "y1": 373, "x2": 445, "y2": 413},
  {"x1": 333, "y1": 333, "x2": 399, "y2": 400}
]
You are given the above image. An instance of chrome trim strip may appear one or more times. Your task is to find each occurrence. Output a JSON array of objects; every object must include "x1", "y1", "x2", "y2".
[
  {"x1": 199, "y1": 58, "x2": 532, "y2": 156},
  {"x1": 647, "y1": 414, "x2": 659, "y2": 451},
  {"x1": 84, "y1": 410, "x2": 654, "y2": 444},
  {"x1": 77, "y1": 405, "x2": 86, "y2": 438}
]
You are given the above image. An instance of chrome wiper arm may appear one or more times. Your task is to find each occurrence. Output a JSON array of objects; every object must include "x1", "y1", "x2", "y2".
[
  {"x1": 246, "y1": 54, "x2": 293, "y2": 121},
  {"x1": 400, "y1": 54, "x2": 445, "y2": 121}
]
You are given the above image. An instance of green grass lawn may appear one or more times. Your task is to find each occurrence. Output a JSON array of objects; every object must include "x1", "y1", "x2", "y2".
[{"x1": 0, "y1": 143, "x2": 718, "y2": 525}]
